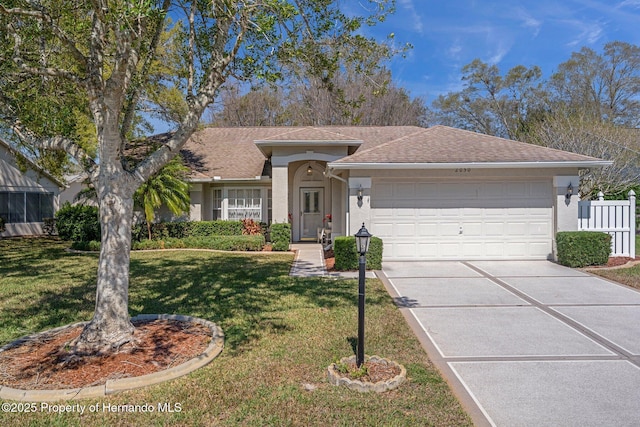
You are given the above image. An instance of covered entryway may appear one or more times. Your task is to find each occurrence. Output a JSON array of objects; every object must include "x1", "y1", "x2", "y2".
[{"x1": 370, "y1": 180, "x2": 553, "y2": 260}]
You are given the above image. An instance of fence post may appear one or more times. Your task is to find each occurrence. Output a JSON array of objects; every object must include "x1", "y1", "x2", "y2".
[
  {"x1": 597, "y1": 191, "x2": 605, "y2": 201},
  {"x1": 630, "y1": 190, "x2": 636, "y2": 259}
]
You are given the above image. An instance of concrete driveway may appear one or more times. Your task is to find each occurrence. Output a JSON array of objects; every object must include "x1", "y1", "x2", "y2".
[{"x1": 378, "y1": 261, "x2": 640, "y2": 427}]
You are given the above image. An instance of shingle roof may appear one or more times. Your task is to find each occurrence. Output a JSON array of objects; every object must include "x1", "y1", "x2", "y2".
[
  {"x1": 181, "y1": 126, "x2": 424, "y2": 179},
  {"x1": 332, "y1": 125, "x2": 606, "y2": 165},
  {"x1": 181, "y1": 125, "x2": 607, "y2": 180}
]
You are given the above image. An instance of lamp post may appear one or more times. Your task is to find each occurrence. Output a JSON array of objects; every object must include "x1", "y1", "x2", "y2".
[{"x1": 355, "y1": 223, "x2": 372, "y2": 368}]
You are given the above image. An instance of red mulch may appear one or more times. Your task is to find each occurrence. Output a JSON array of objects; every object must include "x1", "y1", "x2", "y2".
[
  {"x1": 324, "y1": 248, "x2": 335, "y2": 271},
  {"x1": 0, "y1": 319, "x2": 211, "y2": 390},
  {"x1": 590, "y1": 256, "x2": 640, "y2": 268}
]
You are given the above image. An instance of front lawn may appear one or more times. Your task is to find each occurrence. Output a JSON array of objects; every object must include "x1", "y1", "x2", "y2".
[
  {"x1": 592, "y1": 264, "x2": 640, "y2": 290},
  {"x1": 0, "y1": 238, "x2": 471, "y2": 426}
]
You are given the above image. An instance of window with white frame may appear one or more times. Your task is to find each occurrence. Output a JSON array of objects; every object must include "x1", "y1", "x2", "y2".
[
  {"x1": 227, "y1": 188, "x2": 262, "y2": 221},
  {"x1": 212, "y1": 188, "x2": 222, "y2": 220}
]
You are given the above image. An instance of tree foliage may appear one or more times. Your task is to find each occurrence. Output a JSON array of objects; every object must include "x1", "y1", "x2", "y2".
[
  {"x1": 211, "y1": 68, "x2": 426, "y2": 126},
  {"x1": 428, "y1": 41, "x2": 640, "y2": 196},
  {"x1": 0, "y1": 0, "x2": 398, "y2": 352}
]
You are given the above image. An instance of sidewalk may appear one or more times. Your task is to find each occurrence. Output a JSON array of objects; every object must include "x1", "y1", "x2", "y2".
[{"x1": 288, "y1": 243, "x2": 375, "y2": 278}]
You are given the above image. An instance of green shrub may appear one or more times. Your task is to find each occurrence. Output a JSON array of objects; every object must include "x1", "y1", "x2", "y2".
[
  {"x1": 42, "y1": 217, "x2": 56, "y2": 235},
  {"x1": 70, "y1": 240, "x2": 101, "y2": 251},
  {"x1": 0, "y1": 217, "x2": 5, "y2": 233},
  {"x1": 556, "y1": 231, "x2": 612, "y2": 268},
  {"x1": 129, "y1": 235, "x2": 264, "y2": 251},
  {"x1": 132, "y1": 220, "x2": 245, "y2": 241},
  {"x1": 55, "y1": 202, "x2": 100, "y2": 242},
  {"x1": 189, "y1": 220, "x2": 243, "y2": 237},
  {"x1": 270, "y1": 223, "x2": 291, "y2": 251},
  {"x1": 333, "y1": 236, "x2": 383, "y2": 271}
]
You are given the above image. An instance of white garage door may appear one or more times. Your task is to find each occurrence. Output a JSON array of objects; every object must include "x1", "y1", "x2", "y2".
[{"x1": 371, "y1": 180, "x2": 553, "y2": 260}]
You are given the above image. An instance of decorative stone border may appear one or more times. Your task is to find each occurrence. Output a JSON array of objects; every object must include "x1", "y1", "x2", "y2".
[
  {"x1": 327, "y1": 355, "x2": 406, "y2": 393},
  {"x1": 0, "y1": 314, "x2": 224, "y2": 402}
]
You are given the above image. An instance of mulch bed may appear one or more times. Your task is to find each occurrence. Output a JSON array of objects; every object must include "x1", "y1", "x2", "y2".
[
  {"x1": 339, "y1": 359, "x2": 401, "y2": 383},
  {"x1": 0, "y1": 319, "x2": 211, "y2": 390},
  {"x1": 324, "y1": 248, "x2": 335, "y2": 271},
  {"x1": 589, "y1": 256, "x2": 640, "y2": 269}
]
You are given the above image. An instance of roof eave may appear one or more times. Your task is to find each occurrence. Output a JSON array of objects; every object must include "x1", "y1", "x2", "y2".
[
  {"x1": 255, "y1": 139, "x2": 363, "y2": 157},
  {"x1": 327, "y1": 160, "x2": 613, "y2": 170}
]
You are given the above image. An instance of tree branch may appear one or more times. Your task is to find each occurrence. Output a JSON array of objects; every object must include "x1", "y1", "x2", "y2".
[
  {"x1": 0, "y1": 3, "x2": 88, "y2": 68},
  {"x1": 121, "y1": 0, "x2": 171, "y2": 138}
]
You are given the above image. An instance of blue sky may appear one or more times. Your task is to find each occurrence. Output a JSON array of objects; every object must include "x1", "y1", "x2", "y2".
[{"x1": 362, "y1": 0, "x2": 640, "y2": 103}]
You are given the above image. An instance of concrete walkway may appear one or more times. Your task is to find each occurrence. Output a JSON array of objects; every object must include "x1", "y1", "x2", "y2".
[
  {"x1": 379, "y1": 261, "x2": 640, "y2": 427},
  {"x1": 288, "y1": 243, "x2": 375, "y2": 278}
]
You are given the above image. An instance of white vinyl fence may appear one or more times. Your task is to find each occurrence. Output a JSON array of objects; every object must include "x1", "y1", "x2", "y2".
[{"x1": 578, "y1": 191, "x2": 636, "y2": 258}]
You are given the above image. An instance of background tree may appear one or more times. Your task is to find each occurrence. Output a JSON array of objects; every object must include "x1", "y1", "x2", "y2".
[
  {"x1": 0, "y1": 0, "x2": 397, "y2": 353},
  {"x1": 525, "y1": 111, "x2": 640, "y2": 199},
  {"x1": 428, "y1": 41, "x2": 640, "y2": 197},
  {"x1": 429, "y1": 59, "x2": 544, "y2": 139},
  {"x1": 548, "y1": 41, "x2": 640, "y2": 127}
]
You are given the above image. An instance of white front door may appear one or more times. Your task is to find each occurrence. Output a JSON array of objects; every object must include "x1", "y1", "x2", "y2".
[{"x1": 300, "y1": 188, "x2": 324, "y2": 239}]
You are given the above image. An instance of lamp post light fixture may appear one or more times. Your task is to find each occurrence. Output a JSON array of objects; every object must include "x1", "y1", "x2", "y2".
[{"x1": 355, "y1": 223, "x2": 372, "y2": 368}]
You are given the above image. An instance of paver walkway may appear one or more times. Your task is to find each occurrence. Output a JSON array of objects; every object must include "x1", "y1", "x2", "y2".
[
  {"x1": 289, "y1": 243, "x2": 326, "y2": 277},
  {"x1": 288, "y1": 243, "x2": 375, "y2": 278}
]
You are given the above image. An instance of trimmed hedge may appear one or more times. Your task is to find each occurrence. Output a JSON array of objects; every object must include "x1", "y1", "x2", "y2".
[
  {"x1": 333, "y1": 236, "x2": 383, "y2": 271},
  {"x1": 190, "y1": 220, "x2": 243, "y2": 237},
  {"x1": 270, "y1": 223, "x2": 291, "y2": 251},
  {"x1": 556, "y1": 231, "x2": 612, "y2": 268},
  {"x1": 55, "y1": 202, "x2": 100, "y2": 242},
  {"x1": 73, "y1": 235, "x2": 265, "y2": 252},
  {"x1": 133, "y1": 220, "x2": 245, "y2": 241}
]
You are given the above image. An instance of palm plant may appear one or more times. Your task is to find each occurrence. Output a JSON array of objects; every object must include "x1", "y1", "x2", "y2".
[{"x1": 134, "y1": 156, "x2": 190, "y2": 240}]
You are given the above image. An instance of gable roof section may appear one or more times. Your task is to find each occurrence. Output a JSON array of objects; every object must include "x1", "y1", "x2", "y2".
[
  {"x1": 329, "y1": 125, "x2": 611, "y2": 169},
  {"x1": 182, "y1": 126, "x2": 424, "y2": 180}
]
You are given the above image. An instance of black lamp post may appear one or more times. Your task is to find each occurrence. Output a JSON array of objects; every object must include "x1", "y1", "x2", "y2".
[{"x1": 355, "y1": 223, "x2": 372, "y2": 368}]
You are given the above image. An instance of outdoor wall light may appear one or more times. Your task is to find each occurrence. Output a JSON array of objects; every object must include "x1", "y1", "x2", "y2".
[
  {"x1": 357, "y1": 185, "x2": 364, "y2": 202},
  {"x1": 566, "y1": 183, "x2": 573, "y2": 200},
  {"x1": 306, "y1": 164, "x2": 313, "y2": 175}
]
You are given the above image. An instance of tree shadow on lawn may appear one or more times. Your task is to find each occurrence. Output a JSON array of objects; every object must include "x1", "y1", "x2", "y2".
[
  {"x1": 126, "y1": 253, "x2": 390, "y2": 353},
  {"x1": 1, "y1": 249, "x2": 390, "y2": 355}
]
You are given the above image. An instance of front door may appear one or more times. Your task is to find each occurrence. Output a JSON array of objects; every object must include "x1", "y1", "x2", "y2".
[{"x1": 300, "y1": 188, "x2": 323, "y2": 239}]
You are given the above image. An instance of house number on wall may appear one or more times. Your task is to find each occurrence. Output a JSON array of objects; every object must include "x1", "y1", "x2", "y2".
[{"x1": 454, "y1": 168, "x2": 472, "y2": 173}]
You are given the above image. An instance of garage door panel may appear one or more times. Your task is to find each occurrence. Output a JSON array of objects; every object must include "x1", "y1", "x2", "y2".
[
  {"x1": 395, "y1": 223, "x2": 415, "y2": 236},
  {"x1": 371, "y1": 180, "x2": 552, "y2": 260}
]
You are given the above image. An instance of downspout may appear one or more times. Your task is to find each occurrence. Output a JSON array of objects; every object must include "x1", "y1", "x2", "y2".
[{"x1": 324, "y1": 167, "x2": 349, "y2": 237}]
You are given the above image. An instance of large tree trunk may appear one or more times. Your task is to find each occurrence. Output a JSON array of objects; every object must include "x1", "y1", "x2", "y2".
[{"x1": 73, "y1": 186, "x2": 136, "y2": 354}]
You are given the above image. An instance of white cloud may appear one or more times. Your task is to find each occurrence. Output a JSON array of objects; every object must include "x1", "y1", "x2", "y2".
[
  {"x1": 513, "y1": 7, "x2": 543, "y2": 37},
  {"x1": 398, "y1": 0, "x2": 424, "y2": 34},
  {"x1": 617, "y1": 0, "x2": 640, "y2": 8},
  {"x1": 487, "y1": 48, "x2": 508, "y2": 64},
  {"x1": 564, "y1": 19, "x2": 605, "y2": 46}
]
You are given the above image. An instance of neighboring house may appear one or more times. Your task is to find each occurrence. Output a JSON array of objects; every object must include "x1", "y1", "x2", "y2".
[
  {"x1": 0, "y1": 138, "x2": 64, "y2": 237},
  {"x1": 181, "y1": 125, "x2": 610, "y2": 261}
]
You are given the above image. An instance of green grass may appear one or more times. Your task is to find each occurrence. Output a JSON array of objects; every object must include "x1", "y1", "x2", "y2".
[
  {"x1": 0, "y1": 238, "x2": 471, "y2": 426},
  {"x1": 591, "y1": 235, "x2": 640, "y2": 289}
]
